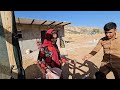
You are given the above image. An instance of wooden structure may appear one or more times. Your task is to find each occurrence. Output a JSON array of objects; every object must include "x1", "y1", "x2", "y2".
[
  {"x1": 0, "y1": 11, "x2": 25, "y2": 79},
  {"x1": 15, "y1": 17, "x2": 71, "y2": 54}
]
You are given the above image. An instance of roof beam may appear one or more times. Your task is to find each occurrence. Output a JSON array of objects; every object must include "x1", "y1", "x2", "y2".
[
  {"x1": 62, "y1": 23, "x2": 71, "y2": 26},
  {"x1": 49, "y1": 21, "x2": 56, "y2": 26},
  {"x1": 55, "y1": 22, "x2": 63, "y2": 26},
  {"x1": 30, "y1": 19, "x2": 35, "y2": 25},
  {"x1": 40, "y1": 20, "x2": 47, "y2": 25}
]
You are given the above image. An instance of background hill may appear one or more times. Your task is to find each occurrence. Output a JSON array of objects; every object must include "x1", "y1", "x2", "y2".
[{"x1": 64, "y1": 25, "x2": 104, "y2": 34}]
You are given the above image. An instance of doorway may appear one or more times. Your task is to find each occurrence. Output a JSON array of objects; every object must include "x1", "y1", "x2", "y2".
[{"x1": 41, "y1": 31, "x2": 46, "y2": 44}]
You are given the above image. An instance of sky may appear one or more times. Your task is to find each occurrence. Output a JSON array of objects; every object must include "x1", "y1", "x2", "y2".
[{"x1": 15, "y1": 11, "x2": 120, "y2": 30}]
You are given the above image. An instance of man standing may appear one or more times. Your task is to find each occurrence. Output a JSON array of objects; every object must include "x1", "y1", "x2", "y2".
[{"x1": 82, "y1": 22, "x2": 120, "y2": 79}]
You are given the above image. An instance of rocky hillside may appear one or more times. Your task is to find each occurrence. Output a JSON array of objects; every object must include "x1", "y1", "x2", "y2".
[{"x1": 64, "y1": 25, "x2": 104, "y2": 34}]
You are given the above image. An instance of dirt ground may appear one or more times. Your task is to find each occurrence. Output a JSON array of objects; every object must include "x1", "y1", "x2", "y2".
[{"x1": 22, "y1": 33, "x2": 115, "y2": 79}]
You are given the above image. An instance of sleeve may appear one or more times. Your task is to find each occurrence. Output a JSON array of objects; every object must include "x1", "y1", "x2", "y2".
[
  {"x1": 37, "y1": 47, "x2": 45, "y2": 61},
  {"x1": 89, "y1": 39, "x2": 102, "y2": 56}
]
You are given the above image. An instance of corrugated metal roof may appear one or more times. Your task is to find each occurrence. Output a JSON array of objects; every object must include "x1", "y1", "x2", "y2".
[{"x1": 15, "y1": 17, "x2": 71, "y2": 26}]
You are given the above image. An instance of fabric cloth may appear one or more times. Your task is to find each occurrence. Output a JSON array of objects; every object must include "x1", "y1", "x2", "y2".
[{"x1": 39, "y1": 28, "x2": 61, "y2": 68}]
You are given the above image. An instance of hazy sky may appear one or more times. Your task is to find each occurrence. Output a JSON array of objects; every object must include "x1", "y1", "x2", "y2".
[{"x1": 15, "y1": 11, "x2": 120, "y2": 30}]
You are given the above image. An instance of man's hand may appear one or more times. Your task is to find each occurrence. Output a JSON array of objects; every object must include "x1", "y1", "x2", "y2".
[{"x1": 82, "y1": 54, "x2": 92, "y2": 61}]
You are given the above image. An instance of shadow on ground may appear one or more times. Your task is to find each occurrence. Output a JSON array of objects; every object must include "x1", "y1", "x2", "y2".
[
  {"x1": 61, "y1": 56, "x2": 99, "y2": 79},
  {"x1": 24, "y1": 56, "x2": 99, "y2": 79}
]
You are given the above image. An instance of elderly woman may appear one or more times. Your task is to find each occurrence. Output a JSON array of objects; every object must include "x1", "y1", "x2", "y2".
[{"x1": 37, "y1": 28, "x2": 66, "y2": 79}]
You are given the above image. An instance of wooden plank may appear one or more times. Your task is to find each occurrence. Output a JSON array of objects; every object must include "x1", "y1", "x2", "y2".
[
  {"x1": 30, "y1": 19, "x2": 35, "y2": 25},
  {"x1": 40, "y1": 20, "x2": 47, "y2": 25},
  {"x1": 0, "y1": 15, "x2": 11, "y2": 79},
  {"x1": 0, "y1": 11, "x2": 18, "y2": 78},
  {"x1": 12, "y1": 12, "x2": 25, "y2": 79},
  {"x1": 16, "y1": 24, "x2": 62, "y2": 31},
  {"x1": 55, "y1": 22, "x2": 63, "y2": 26},
  {"x1": 49, "y1": 21, "x2": 56, "y2": 26}
]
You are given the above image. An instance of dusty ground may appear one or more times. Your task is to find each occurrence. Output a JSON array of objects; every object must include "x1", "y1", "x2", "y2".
[
  {"x1": 63, "y1": 33, "x2": 114, "y2": 79},
  {"x1": 22, "y1": 33, "x2": 115, "y2": 79}
]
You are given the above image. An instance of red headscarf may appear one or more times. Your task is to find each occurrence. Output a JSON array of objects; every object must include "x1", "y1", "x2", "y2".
[{"x1": 40, "y1": 28, "x2": 60, "y2": 66}]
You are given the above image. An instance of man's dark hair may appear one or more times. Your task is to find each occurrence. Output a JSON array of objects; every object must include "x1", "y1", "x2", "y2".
[{"x1": 104, "y1": 22, "x2": 117, "y2": 31}]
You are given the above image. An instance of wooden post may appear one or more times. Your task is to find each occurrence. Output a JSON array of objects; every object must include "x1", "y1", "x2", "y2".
[{"x1": 0, "y1": 11, "x2": 18, "y2": 78}]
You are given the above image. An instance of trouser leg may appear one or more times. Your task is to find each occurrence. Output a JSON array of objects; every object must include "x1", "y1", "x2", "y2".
[
  {"x1": 112, "y1": 68, "x2": 120, "y2": 79},
  {"x1": 95, "y1": 63, "x2": 111, "y2": 79}
]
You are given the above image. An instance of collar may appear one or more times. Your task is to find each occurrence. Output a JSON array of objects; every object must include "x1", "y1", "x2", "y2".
[{"x1": 111, "y1": 32, "x2": 118, "y2": 40}]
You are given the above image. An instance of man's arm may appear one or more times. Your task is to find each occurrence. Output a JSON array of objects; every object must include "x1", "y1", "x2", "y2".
[
  {"x1": 89, "y1": 39, "x2": 102, "y2": 56},
  {"x1": 82, "y1": 39, "x2": 102, "y2": 61}
]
